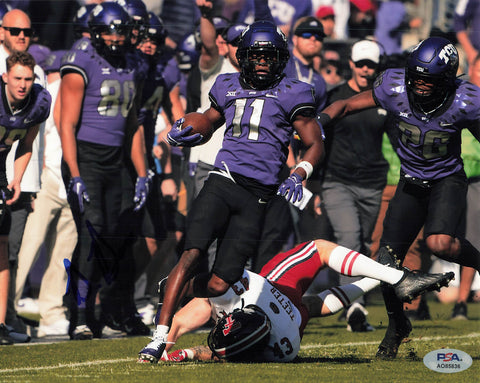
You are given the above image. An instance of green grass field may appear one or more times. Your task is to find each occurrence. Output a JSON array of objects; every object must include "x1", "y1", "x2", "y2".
[{"x1": 1, "y1": 298, "x2": 478, "y2": 383}]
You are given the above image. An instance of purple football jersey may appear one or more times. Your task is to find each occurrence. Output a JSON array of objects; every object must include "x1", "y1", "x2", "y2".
[
  {"x1": 60, "y1": 48, "x2": 138, "y2": 147},
  {"x1": 209, "y1": 73, "x2": 316, "y2": 186},
  {"x1": 0, "y1": 83, "x2": 51, "y2": 171},
  {"x1": 373, "y1": 68, "x2": 480, "y2": 180}
]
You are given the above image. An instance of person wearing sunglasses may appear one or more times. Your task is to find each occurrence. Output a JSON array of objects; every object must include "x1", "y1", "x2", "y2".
[
  {"x1": 319, "y1": 39, "x2": 393, "y2": 334},
  {"x1": 0, "y1": 8, "x2": 47, "y2": 342},
  {"x1": 285, "y1": 16, "x2": 328, "y2": 114},
  {"x1": 0, "y1": 10, "x2": 44, "y2": 86},
  {"x1": 1, "y1": 24, "x2": 33, "y2": 54}
]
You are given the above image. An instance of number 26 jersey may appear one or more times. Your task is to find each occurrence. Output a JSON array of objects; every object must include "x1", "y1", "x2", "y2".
[{"x1": 373, "y1": 68, "x2": 480, "y2": 180}]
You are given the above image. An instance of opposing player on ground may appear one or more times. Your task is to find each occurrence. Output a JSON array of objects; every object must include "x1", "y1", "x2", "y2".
[
  {"x1": 146, "y1": 239, "x2": 453, "y2": 362},
  {"x1": 317, "y1": 36, "x2": 480, "y2": 359}
]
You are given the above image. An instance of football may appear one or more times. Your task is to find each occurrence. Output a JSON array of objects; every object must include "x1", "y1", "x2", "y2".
[{"x1": 182, "y1": 112, "x2": 213, "y2": 144}]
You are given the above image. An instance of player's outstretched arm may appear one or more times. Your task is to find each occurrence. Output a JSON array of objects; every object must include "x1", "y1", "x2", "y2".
[
  {"x1": 164, "y1": 298, "x2": 212, "y2": 353},
  {"x1": 322, "y1": 89, "x2": 376, "y2": 121},
  {"x1": 162, "y1": 345, "x2": 216, "y2": 362}
]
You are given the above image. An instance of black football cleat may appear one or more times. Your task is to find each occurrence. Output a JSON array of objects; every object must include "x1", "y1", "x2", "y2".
[
  {"x1": 376, "y1": 317, "x2": 412, "y2": 360},
  {"x1": 451, "y1": 301, "x2": 468, "y2": 320},
  {"x1": 346, "y1": 303, "x2": 375, "y2": 332},
  {"x1": 377, "y1": 246, "x2": 401, "y2": 268},
  {"x1": 394, "y1": 270, "x2": 454, "y2": 303}
]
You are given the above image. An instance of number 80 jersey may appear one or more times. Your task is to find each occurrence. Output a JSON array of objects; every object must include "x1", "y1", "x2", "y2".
[
  {"x1": 60, "y1": 49, "x2": 139, "y2": 148},
  {"x1": 373, "y1": 68, "x2": 480, "y2": 181}
]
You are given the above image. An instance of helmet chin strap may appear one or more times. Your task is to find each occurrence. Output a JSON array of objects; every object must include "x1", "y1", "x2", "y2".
[{"x1": 412, "y1": 90, "x2": 450, "y2": 116}]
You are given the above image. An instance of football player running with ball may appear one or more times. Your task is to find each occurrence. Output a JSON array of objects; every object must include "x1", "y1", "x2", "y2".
[
  {"x1": 317, "y1": 37, "x2": 480, "y2": 359},
  {"x1": 138, "y1": 21, "x2": 325, "y2": 363}
]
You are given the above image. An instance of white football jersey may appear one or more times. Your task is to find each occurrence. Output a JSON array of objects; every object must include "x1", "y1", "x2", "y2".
[{"x1": 209, "y1": 270, "x2": 302, "y2": 362}]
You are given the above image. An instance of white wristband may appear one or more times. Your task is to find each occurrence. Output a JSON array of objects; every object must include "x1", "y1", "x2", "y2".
[{"x1": 295, "y1": 161, "x2": 313, "y2": 179}]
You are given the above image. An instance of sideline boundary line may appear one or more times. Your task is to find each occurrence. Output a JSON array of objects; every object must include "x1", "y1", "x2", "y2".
[{"x1": 0, "y1": 333, "x2": 478, "y2": 374}]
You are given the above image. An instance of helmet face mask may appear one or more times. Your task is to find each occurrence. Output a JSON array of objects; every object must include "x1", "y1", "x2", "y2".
[
  {"x1": 236, "y1": 21, "x2": 289, "y2": 89},
  {"x1": 89, "y1": 3, "x2": 131, "y2": 66},
  {"x1": 241, "y1": 47, "x2": 283, "y2": 86},
  {"x1": 121, "y1": 0, "x2": 149, "y2": 45},
  {"x1": 405, "y1": 37, "x2": 459, "y2": 114},
  {"x1": 141, "y1": 13, "x2": 167, "y2": 48}
]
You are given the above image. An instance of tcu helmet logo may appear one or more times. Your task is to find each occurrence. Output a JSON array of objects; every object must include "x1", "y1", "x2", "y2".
[{"x1": 439, "y1": 44, "x2": 457, "y2": 65}]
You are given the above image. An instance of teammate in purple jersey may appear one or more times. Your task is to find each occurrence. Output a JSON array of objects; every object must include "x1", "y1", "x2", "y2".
[
  {"x1": 58, "y1": 2, "x2": 149, "y2": 340},
  {"x1": 117, "y1": 12, "x2": 180, "y2": 312},
  {"x1": 0, "y1": 51, "x2": 51, "y2": 345},
  {"x1": 137, "y1": 20, "x2": 324, "y2": 363},
  {"x1": 137, "y1": 13, "x2": 181, "y2": 154},
  {"x1": 94, "y1": 2, "x2": 155, "y2": 337},
  {"x1": 317, "y1": 36, "x2": 480, "y2": 359}
]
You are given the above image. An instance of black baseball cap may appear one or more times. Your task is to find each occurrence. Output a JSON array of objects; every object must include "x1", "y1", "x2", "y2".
[{"x1": 293, "y1": 16, "x2": 326, "y2": 39}]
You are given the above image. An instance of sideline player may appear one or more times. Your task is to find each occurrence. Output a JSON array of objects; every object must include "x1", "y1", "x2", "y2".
[
  {"x1": 0, "y1": 51, "x2": 51, "y2": 345},
  {"x1": 58, "y1": 2, "x2": 149, "y2": 340}
]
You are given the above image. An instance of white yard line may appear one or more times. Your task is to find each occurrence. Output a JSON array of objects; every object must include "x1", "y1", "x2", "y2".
[
  {"x1": 300, "y1": 332, "x2": 480, "y2": 350},
  {"x1": 0, "y1": 358, "x2": 135, "y2": 374}
]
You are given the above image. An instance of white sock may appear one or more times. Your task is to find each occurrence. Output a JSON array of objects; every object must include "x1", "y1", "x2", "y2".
[
  {"x1": 327, "y1": 245, "x2": 404, "y2": 285},
  {"x1": 154, "y1": 324, "x2": 169, "y2": 340},
  {"x1": 318, "y1": 277, "x2": 380, "y2": 314}
]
